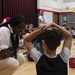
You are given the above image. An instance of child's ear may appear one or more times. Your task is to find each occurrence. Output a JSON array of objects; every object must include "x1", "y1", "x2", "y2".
[
  {"x1": 42, "y1": 40, "x2": 45, "y2": 46},
  {"x1": 42, "y1": 40, "x2": 49, "y2": 51},
  {"x1": 42, "y1": 40, "x2": 47, "y2": 48}
]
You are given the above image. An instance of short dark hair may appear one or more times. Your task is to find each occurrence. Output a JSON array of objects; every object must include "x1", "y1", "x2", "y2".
[
  {"x1": 40, "y1": 11, "x2": 44, "y2": 15},
  {"x1": 9, "y1": 14, "x2": 26, "y2": 27},
  {"x1": 42, "y1": 28, "x2": 62, "y2": 50}
]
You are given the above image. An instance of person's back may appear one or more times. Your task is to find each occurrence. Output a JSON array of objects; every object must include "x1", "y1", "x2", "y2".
[
  {"x1": 24, "y1": 22, "x2": 72, "y2": 75},
  {"x1": 36, "y1": 54, "x2": 67, "y2": 75},
  {"x1": 36, "y1": 29, "x2": 67, "y2": 75}
]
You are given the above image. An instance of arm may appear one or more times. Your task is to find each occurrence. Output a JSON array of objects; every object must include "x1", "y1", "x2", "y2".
[
  {"x1": 44, "y1": 22, "x2": 72, "y2": 50},
  {"x1": 39, "y1": 19, "x2": 45, "y2": 23},
  {"x1": 24, "y1": 27, "x2": 44, "y2": 52},
  {"x1": 24, "y1": 27, "x2": 45, "y2": 63}
]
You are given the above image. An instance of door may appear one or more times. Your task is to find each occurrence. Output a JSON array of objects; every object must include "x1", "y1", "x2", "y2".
[{"x1": 53, "y1": 13, "x2": 59, "y2": 24}]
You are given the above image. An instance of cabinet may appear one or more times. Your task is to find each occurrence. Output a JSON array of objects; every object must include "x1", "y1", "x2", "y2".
[{"x1": 59, "y1": 14, "x2": 75, "y2": 28}]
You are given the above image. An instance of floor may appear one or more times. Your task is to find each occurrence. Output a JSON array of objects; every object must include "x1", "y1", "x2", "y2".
[{"x1": 13, "y1": 39, "x2": 75, "y2": 75}]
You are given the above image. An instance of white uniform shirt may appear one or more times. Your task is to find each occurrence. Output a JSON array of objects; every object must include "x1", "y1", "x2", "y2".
[
  {"x1": 39, "y1": 15, "x2": 44, "y2": 22},
  {"x1": 0, "y1": 24, "x2": 13, "y2": 51}
]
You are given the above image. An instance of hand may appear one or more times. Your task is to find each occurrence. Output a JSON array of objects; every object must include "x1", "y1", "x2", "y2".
[
  {"x1": 37, "y1": 25, "x2": 47, "y2": 32},
  {"x1": 38, "y1": 23, "x2": 53, "y2": 31}
]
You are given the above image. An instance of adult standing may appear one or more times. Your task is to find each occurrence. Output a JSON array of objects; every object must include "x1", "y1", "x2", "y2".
[{"x1": 38, "y1": 11, "x2": 46, "y2": 26}]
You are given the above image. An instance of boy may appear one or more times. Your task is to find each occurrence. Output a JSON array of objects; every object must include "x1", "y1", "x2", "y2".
[{"x1": 24, "y1": 22, "x2": 72, "y2": 75}]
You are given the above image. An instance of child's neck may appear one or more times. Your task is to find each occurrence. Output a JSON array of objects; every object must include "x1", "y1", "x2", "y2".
[{"x1": 46, "y1": 49, "x2": 56, "y2": 56}]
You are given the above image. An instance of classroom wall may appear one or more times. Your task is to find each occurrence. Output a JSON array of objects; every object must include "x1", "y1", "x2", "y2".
[
  {"x1": 37, "y1": 0, "x2": 75, "y2": 12},
  {"x1": 37, "y1": 0, "x2": 63, "y2": 12},
  {"x1": 62, "y1": 1, "x2": 75, "y2": 12},
  {"x1": 44, "y1": 11, "x2": 53, "y2": 23},
  {"x1": 37, "y1": 0, "x2": 75, "y2": 25}
]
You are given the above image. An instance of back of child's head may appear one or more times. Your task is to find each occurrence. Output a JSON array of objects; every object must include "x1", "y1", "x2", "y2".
[{"x1": 42, "y1": 28, "x2": 62, "y2": 51}]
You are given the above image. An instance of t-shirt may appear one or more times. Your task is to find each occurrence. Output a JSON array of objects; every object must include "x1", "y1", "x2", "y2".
[
  {"x1": 30, "y1": 47, "x2": 70, "y2": 75},
  {"x1": 39, "y1": 15, "x2": 45, "y2": 22},
  {"x1": 0, "y1": 24, "x2": 20, "y2": 51},
  {"x1": 0, "y1": 25, "x2": 12, "y2": 51}
]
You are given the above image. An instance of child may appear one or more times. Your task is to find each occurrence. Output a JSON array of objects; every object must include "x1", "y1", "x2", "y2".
[{"x1": 24, "y1": 22, "x2": 72, "y2": 75}]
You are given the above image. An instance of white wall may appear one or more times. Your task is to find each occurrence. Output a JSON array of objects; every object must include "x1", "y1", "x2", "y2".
[
  {"x1": 62, "y1": 2, "x2": 75, "y2": 10},
  {"x1": 44, "y1": 11, "x2": 53, "y2": 23},
  {"x1": 63, "y1": 0, "x2": 75, "y2": 3},
  {"x1": 37, "y1": 0, "x2": 75, "y2": 12},
  {"x1": 37, "y1": 0, "x2": 75, "y2": 23},
  {"x1": 37, "y1": 0, "x2": 63, "y2": 12}
]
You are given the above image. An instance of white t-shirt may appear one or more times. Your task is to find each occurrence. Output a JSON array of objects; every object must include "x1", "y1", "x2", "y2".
[
  {"x1": 0, "y1": 25, "x2": 12, "y2": 51},
  {"x1": 0, "y1": 24, "x2": 25, "y2": 51},
  {"x1": 0, "y1": 24, "x2": 19, "y2": 51},
  {"x1": 39, "y1": 15, "x2": 44, "y2": 22},
  {"x1": 30, "y1": 47, "x2": 70, "y2": 64},
  {"x1": 71, "y1": 30, "x2": 75, "y2": 35}
]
